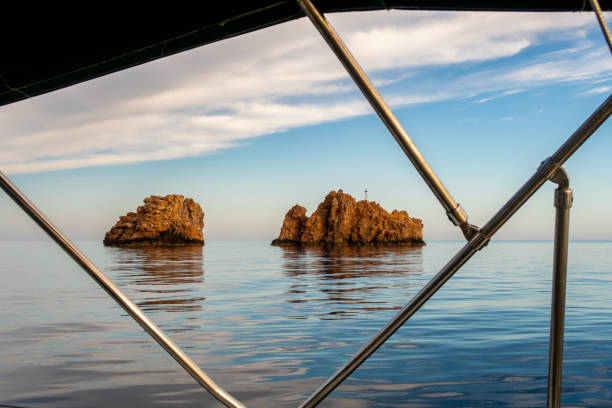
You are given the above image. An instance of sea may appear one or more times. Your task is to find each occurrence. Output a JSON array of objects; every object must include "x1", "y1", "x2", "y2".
[{"x1": 1, "y1": 240, "x2": 611, "y2": 408}]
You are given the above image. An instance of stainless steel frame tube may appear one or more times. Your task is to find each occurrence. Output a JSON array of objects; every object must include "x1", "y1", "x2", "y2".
[
  {"x1": 0, "y1": 173, "x2": 246, "y2": 408},
  {"x1": 589, "y1": 0, "x2": 612, "y2": 55},
  {"x1": 547, "y1": 185, "x2": 572, "y2": 408},
  {"x1": 296, "y1": 0, "x2": 476, "y2": 239},
  {"x1": 299, "y1": 95, "x2": 612, "y2": 408}
]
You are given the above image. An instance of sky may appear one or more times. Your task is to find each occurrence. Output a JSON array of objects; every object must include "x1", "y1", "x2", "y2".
[{"x1": 1, "y1": 9, "x2": 611, "y2": 242}]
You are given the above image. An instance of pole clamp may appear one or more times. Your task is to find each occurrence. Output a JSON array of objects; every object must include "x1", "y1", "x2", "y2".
[
  {"x1": 539, "y1": 157, "x2": 573, "y2": 209},
  {"x1": 472, "y1": 230, "x2": 491, "y2": 251},
  {"x1": 446, "y1": 204, "x2": 480, "y2": 240},
  {"x1": 554, "y1": 188, "x2": 573, "y2": 209},
  {"x1": 537, "y1": 157, "x2": 569, "y2": 188}
]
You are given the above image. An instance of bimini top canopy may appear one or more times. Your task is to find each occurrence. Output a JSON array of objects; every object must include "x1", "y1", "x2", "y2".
[{"x1": 1, "y1": 0, "x2": 610, "y2": 107}]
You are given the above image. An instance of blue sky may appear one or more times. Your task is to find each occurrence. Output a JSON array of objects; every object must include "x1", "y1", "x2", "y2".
[{"x1": 1, "y1": 10, "x2": 611, "y2": 242}]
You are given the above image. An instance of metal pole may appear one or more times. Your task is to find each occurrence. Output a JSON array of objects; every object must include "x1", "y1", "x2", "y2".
[
  {"x1": 296, "y1": 0, "x2": 478, "y2": 240},
  {"x1": 0, "y1": 172, "x2": 246, "y2": 408},
  {"x1": 547, "y1": 168, "x2": 572, "y2": 408},
  {"x1": 589, "y1": 0, "x2": 612, "y2": 55},
  {"x1": 299, "y1": 95, "x2": 612, "y2": 408}
]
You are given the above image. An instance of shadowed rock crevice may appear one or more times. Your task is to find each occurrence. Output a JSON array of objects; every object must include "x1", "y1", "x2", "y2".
[
  {"x1": 272, "y1": 190, "x2": 424, "y2": 246},
  {"x1": 104, "y1": 195, "x2": 204, "y2": 246}
]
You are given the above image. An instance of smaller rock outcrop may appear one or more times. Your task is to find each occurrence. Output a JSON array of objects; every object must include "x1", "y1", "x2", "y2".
[
  {"x1": 272, "y1": 190, "x2": 424, "y2": 246},
  {"x1": 104, "y1": 195, "x2": 204, "y2": 246},
  {"x1": 275, "y1": 205, "x2": 308, "y2": 242}
]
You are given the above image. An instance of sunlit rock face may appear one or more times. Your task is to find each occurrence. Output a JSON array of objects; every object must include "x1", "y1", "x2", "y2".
[
  {"x1": 104, "y1": 195, "x2": 204, "y2": 246},
  {"x1": 272, "y1": 190, "x2": 424, "y2": 246}
]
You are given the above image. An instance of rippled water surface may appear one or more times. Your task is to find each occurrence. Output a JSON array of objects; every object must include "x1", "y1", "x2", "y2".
[{"x1": 1, "y1": 240, "x2": 611, "y2": 407}]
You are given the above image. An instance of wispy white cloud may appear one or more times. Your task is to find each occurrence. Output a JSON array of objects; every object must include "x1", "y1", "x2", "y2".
[
  {"x1": 474, "y1": 89, "x2": 526, "y2": 103},
  {"x1": 0, "y1": 10, "x2": 609, "y2": 174},
  {"x1": 581, "y1": 85, "x2": 612, "y2": 95},
  {"x1": 501, "y1": 50, "x2": 611, "y2": 84}
]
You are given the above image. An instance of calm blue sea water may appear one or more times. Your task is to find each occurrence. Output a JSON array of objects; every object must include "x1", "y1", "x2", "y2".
[{"x1": 0, "y1": 240, "x2": 611, "y2": 407}]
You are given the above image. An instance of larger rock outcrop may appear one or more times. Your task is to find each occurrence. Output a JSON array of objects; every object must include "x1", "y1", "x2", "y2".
[
  {"x1": 104, "y1": 195, "x2": 204, "y2": 246},
  {"x1": 272, "y1": 190, "x2": 424, "y2": 246}
]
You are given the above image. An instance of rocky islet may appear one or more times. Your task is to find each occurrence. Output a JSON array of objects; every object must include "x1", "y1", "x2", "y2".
[
  {"x1": 272, "y1": 190, "x2": 424, "y2": 246},
  {"x1": 103, "y1": 194, "x2": 204, "y2": 246}
]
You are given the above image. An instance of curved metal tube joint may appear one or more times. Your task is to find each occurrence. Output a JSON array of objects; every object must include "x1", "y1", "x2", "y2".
[{"x1": 539, "y1": 157, "x2": 569, "y2": 189}]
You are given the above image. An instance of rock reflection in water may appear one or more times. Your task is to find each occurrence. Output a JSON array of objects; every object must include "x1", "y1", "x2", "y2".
[
  {"x1": 279, "y1": 245, "x2": 424, "y2": 319},
  {"x1": 105, "y1": 246, "x2": 205, "y2": 313}
]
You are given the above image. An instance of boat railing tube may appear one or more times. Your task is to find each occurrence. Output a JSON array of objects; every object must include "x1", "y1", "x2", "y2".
[
  {"x1": 0, "y1": 172, "x2": 246, "y2": 408},
  {"x1": 298, "y1": 94, "x2": 612, "y2": 408},
  {"x1": 589, "y1": 0, "x2": 612, "y2": 55},
  {"x1": 1, "y1": 1, "x2": 611, "y2": 405},
  {"x1": 547, "y1": 165, "x2": 572, "y2": 408},
  {"x1": 296, "y1": 0, "x2": 479, "y2": 240}
]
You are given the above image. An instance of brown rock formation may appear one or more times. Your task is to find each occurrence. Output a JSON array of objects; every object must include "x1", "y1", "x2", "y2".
[
  {"x1": 275, "y1": 205, "x2": 308, "y2": 242},
  {"x1": 272, "y1": 190, "x2": 424, "y2": 246},
  {"x1": 104, "y1": 195, "x2": 204, "y2": 246}
]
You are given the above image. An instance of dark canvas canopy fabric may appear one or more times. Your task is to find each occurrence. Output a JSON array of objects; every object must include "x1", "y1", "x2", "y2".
[{"x1": 2, "y1": 0, "x2": 610, "y2": 107}]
